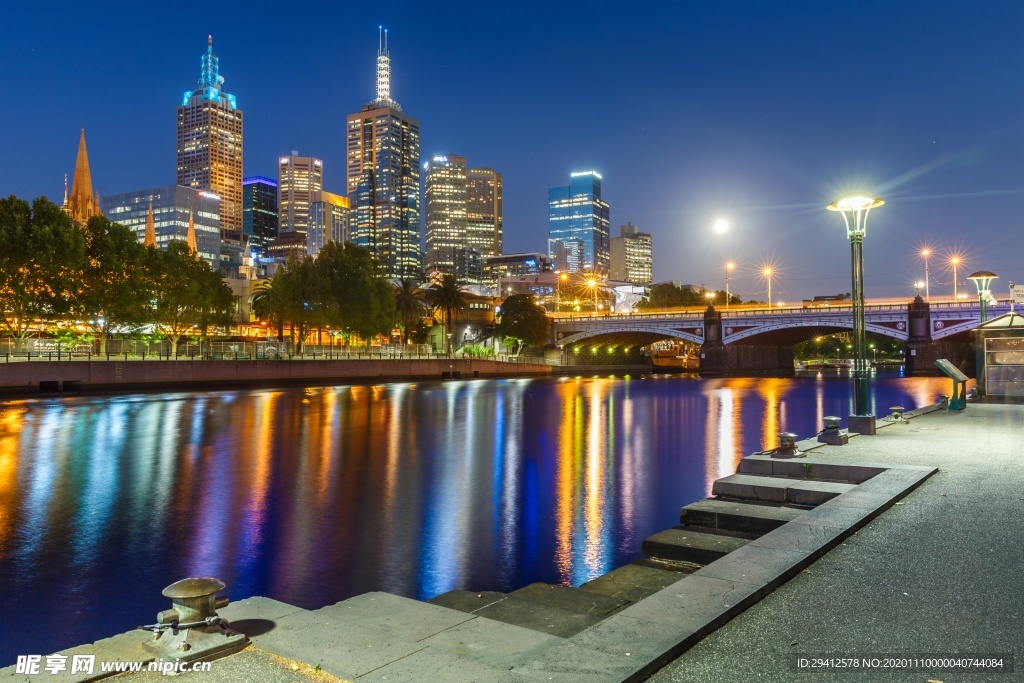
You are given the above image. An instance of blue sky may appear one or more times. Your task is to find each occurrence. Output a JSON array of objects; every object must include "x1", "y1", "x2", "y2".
[{"x1": 2, "y1": 0, "x2": 1021, "y2": 300}]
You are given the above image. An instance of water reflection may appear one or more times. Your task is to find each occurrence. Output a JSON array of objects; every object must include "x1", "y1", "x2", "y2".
[{"x1": 0, "y1": 373, "x2": 949, "y2": 665}]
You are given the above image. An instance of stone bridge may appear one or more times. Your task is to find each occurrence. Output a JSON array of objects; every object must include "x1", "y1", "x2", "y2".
[{"x1": 551, "y1": 298, "x2": 1006, "y2": 376}]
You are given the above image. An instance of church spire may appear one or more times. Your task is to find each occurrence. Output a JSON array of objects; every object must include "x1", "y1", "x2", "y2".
[
  {"x1": 186, "y1": 209, "x2": 197, "y2": 252},
  {"x1": 145, "y1": 202, "x2": 156, "y2": 247},
  {"x1": 68, "y1": 128, "x2": 102, "y2": 224}
]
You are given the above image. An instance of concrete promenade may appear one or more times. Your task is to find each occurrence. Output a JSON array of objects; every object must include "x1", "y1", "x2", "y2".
[
  {"x1": 652, "y1": 402, "x2": 1024, "y2": 682},
  {"x1": 0, "y1": 358, "x2": 552, "y2": 395}
]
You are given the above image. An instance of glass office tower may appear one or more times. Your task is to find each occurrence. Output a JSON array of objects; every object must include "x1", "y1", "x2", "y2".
[
  {"x1": 242, "y1": 176, "x2": 279, "y2": 254},
  {"x1": 547, "y1": 171, "x2": 610, "y2": 275}
]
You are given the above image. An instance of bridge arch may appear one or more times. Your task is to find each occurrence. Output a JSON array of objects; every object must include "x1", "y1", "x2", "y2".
[
  {"x1": 556, "y1": 326, "x2": 703, "y2": 347},
  {"x1": 723, "y1": 319, "x2": 908, "y2": 345}
]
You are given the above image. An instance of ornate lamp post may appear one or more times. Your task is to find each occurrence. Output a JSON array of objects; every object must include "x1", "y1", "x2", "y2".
[
  {"x1": 763, "y1": 267, "x2": 773, "y2": 309},
  {"x1": 828, "y1": 194, "x2": 884, "y2": 433},
  {"x1": 967, "y1": 271, "x2": 998, "y2": 323}
]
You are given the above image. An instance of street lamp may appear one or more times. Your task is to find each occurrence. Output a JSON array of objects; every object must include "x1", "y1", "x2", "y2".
[
  {"x1": 828, "y1": 194, "x2": 884, "y2": 431},
  {"x1": 558, "y1": 272, "x2": 568, "y2": 311},
  {"x1": 914, "y1": 281, "x2": 923, "y2": 298},
  {"x1": 967, "y1": 271, "x2": 998, "y2": 323},
  {"x1": 950, "y1": 256, "x2": 960, "y2": 302},
  {"x1": 586, "y1": 277, "x2": 598, "y2": 313},
  {"x1": 763, "y1": 267, "x2": 773, "y2": 309},
  {"x1": 725, "y1": 262, "x2": 735, "y2": 312},
  {"x1": 920, "y1": 249, "x2": 931, "y2": 301},
  {"x1": 705, "y1": 290, "x2": 716, "y2": 306}
]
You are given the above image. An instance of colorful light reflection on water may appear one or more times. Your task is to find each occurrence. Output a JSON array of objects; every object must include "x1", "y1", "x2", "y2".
[{"x1": 0, "y1": 372, "x2": 950, "y2": 664}]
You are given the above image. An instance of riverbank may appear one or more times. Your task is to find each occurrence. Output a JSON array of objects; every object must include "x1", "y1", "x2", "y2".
[{"x1": 0, "y1": 358, "x2": 553, "y2": 396}]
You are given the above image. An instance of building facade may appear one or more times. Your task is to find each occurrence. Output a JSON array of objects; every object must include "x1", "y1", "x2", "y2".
[
  {"x1": 176, "y1": 37, "x2": 243, "y2": 257},
  {"x1": 466, "y1": 168, "x2": 502, "y2": 258},
  {"x1": 548, "y1": 171, "x2": 610, "y2": 275},
  {"x1": 346, "y1": 30, "x2": 421, "y2": 279},
  {"x1": 482, "y1": 252, "x2": 552, "y2": 287},
  {"x1": 424, "y1": 155, "x2": 467, "y2": 276},
  {"x1": 307, "y1": 190, "x2": 351, "y2": 257},
  {"x1": 242, "y1": 176, "x2": 279, "y2": 254},
  {"x1": 278, "y1": 152, "x2": 323, "y2": 235},
  {"x1": 609, "y1": 221, "x2": 653, "y2": 284},
  {"x1": 102, "y1": 185, "x2": 221, "y2": 267}
]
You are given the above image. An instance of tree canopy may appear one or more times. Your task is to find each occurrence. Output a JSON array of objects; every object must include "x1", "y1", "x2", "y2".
[{"x1": 496, "y1": 294, "x2": 551, "y2": 349}]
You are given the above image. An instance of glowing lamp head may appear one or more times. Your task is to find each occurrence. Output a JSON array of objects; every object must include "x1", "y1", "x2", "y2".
[
  {"x1": 827, "y1": 195, "x2": 884, "y2": 239},
  {"x1": 921, "y1": 248, "x2": 930, "y2": 257},
  {"x1": 726, "y1": 261, "x2": 735, "y2": 270},
  {"x1": 763, "y1": 267, "x2": 772, "y2": 276},
  {"x1": 713, "y1": 219, "x2": 728, "y2": 234},
  {"x1": 587, "y1": 279, "x2": 596, "y2": 287},
  {"x1": 967, "y1": 270, "x2": 998, "y2": 295},
  {"x1": 950, "y1": 256, "x2": 961, "y2": 266}
]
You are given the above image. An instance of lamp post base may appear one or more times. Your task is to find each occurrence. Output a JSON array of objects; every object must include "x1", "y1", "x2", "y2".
[{"x1": 848, "y1": 414, "x2": 876, "y2": 436}]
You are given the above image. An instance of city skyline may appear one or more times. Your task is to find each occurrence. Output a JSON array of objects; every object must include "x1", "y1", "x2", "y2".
[{"x1": 3, "y1": 1, "x2": 1021, "y2": 300}]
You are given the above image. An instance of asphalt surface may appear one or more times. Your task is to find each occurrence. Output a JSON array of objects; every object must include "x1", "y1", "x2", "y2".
[{"x1": 650, "y1": 402, "x2": 1024, "y2": 683}]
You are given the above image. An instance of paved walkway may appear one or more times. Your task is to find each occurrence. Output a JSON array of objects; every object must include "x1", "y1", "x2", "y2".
[{"x1": 651, "y1": 402, "x2": 1024, "y2": 683}]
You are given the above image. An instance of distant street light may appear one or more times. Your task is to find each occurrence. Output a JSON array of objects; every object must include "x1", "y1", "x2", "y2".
[
  {"x1": 763, "y1": 267, "x2": 773, "y2": 309},
  {"x1": 950, "y1": 256, "x2": 961, "y2": 302},
  {"x1": 828, "y1": 194, "x2": 884, "y2": 425},
  {"x1": 967, "y1": 270, "x2": 998, "y2": 323},
  {"x1": 920, "y1": 249, "x2": 931, "y2": 301},
  {"x1": 725, "y1": 262, "x2": 735, "y2": 312}
]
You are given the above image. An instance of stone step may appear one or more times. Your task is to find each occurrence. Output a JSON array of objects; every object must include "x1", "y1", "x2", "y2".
[
  {"x1": 680, "y1": 497, "x2": 805, "y2": 534},
  {"x1": 314, "y1": 592, "x2": 476, "y2": 643},
  {"x1": 469, "y1": 595, "x2": 606, "y2": 638},
  {"x1": 641, "y1": 526, "x2": 750, "y2": 564},
  {"x1": 712, "y1": 473, "x2": 856, "y2": 506},
  {"x1": 578, "y1": 561, "x2": 690, "y2": 603},
  {"x1": 427, "y1": 589, "x2": 510, "y2": 614},
  {"x1": 510, "y1": 582, "x2": 630, "y2": 616}
]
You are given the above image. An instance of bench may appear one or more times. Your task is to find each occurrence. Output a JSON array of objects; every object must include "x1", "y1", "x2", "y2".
[{"x1": 934, "y1": 358, "x2": 969, "y2": 410}]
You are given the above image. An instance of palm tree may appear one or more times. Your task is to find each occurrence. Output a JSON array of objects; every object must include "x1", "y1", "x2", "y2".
[
  {"x1": 428, "y1": 273, "x2": 469, "y2": 355},
  {"x1": 393, "y1": 279, "x2": 427, "y2": 345},
  {"x1": 251, "y1": 277, "x2": 287, "y2": 342}
]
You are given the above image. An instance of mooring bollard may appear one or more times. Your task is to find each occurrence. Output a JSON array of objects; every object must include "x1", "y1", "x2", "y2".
[
  {"x1": 139, "y1": 577, "x2": 247, "y2": 663},
  {"x1": 774, "y1": 431, "x2": 800, "y2": 458},
  {"x1": 818, "y1": 415, "x2": 849, "y2": 445}
]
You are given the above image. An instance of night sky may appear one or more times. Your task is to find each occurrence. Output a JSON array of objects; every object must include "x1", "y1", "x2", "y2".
[{"x1": 2, "y1": 1, "x2": 1021, "y2": 301}]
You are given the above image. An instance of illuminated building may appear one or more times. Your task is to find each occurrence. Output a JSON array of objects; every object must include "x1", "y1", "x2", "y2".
[
  {"x1": 176, "y1": 36, "x2": 243, "y2": 260},
  {"x1": 548, "y1": 171, "x2": 610, "y2": 275},
  {"x1": 466, "y1": 168, "x2": 502, "y2": 258},
  {"x1": 346, "y1": 28, "x2": 421, "y2": 278},
  {"x1": 101, "y1": 185, "x2": 221, "y2": 267},
  {"x1": 242, "y1": 177, "x2": 278, "y2": 254},
  {"x1": 609, "y1": 222, "x2": 653, "y2": 284},
  {"x1": 424, "y1": 155, "x2": 467, "y2": 275},
  {"x1": 278, "y1": 152, "x2": 323, "y2": 235},
  {"x1": 62, "y1": 128, "x2": 103, "y2": 224},
  {"x1": 482, "y1": 252, "x2": 551, "y2": 287},
  {"x1": 307, "y1": 191, "x2": 351, "y2": 257}
]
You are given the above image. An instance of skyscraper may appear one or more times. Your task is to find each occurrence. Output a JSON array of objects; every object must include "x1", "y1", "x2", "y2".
[
  {"x1": 466, "y1": 168, "x2": 502, "y2": 258},
  {"x1": 242, "y1": 176, "x2": 279, "y2": 253},
  {"x1": 176, "y1": 36, "x2": 243, "y2": 254},
  {"x1": 346, "y1": 29, "x2": 421, "y2": 279},
  {"x1": 101, "y1": 185, "x2": 221, "y2": 267},
  {"x1": 62, "y1": 128, "x2": 103, "y2": 224},
  {"x1": 548, "y1": 171, "x2": 610, "y2": 275},
  {"x1": 424, "y1": 155, "x2": 467, "y2": 275},
  {"x1": 610, "y1": 221, "x2": 653, "y2": 284},
  {"x1": 307, "y1": 191, "x2": 351, "y2": 257},
  {"x1": 278, "y1": 153, "x2": 323, "y2": 235}
]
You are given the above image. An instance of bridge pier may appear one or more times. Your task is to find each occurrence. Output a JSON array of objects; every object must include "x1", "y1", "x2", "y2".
[
  {"x1": 903, "y1": 295, "x2": 975, "y2": 377},
  {"x1": 699, "y1": 305, "x2": 794, "y2": 378}
]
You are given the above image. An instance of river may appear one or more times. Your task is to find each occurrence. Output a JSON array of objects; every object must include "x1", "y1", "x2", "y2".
[{"x1": 0, "y1": 371, "x2": 949, "y2": 664}]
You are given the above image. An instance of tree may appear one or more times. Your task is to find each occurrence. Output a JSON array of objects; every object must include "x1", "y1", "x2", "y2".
[
  {"x1": 393, "y1": 278, "x2": 427, "y2": 344},
  {"x1": 194, "y1": 266, "x2": 236, "y2": 341},
  {"x1": 73, "y1": 215, "x2": 153, "y2": 354},
  {"x1": 427, "y1": 273, "x2": 469, "y2": 354},
  {"x1": 151, "y1": 241, "x2": 232, "y2": 354},
  {"x1": 251, "y1": 277, "x2": 288, "y2": 341},
  {"x1": 316, "y1": 242, "x2": 395, "y2": 341},
  {"x1": 0, "y1": 196, "x2": 86, "y2": 337},
  {"x1": 496, "y1": 294, "x2": 551, "y2": 353}
]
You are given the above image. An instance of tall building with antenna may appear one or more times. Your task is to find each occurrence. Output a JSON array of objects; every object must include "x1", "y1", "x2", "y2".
[
  {"x1": 176, "y1": 36, "x2": 243, "y2": 271},
  {"x1": 346, "y1": 28, "x2": 421, "y2": 279}
]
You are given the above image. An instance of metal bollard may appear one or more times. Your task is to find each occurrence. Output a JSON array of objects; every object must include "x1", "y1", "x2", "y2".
[
  {"x1": 818, "y1": 415, "x2": 849, "y2": 445},
  {"x1": 141, "y1": 577, "x2": 247, "y2": 663},
  {"x1": 774, "y1": 431, "x2": 800, "y2": 458}
]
